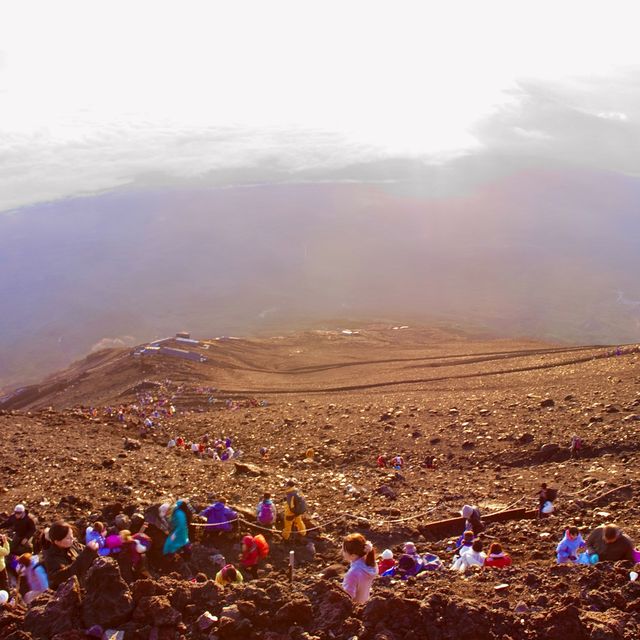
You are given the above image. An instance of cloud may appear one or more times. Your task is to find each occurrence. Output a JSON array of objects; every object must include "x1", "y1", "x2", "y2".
[{"x1": 90, "y1": 336, "x2": 136, "y2": 352}]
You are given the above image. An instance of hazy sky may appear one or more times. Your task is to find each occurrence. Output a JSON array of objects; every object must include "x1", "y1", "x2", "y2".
[{"x1": 1, "y1": 0, "x2": 639, "y2": 212}]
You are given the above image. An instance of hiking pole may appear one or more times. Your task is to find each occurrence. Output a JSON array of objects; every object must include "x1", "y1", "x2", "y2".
[{"x1": 289, "y1": 550, "x2": 295, "y2": 584}]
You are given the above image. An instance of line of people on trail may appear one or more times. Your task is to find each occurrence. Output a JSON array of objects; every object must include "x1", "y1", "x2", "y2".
[
  {"x1": 0, "y1": 479, "x2": 309, "y2": 607},
  {"x1": 166, "y1": 435, "x2": 242, "y2": 461}
]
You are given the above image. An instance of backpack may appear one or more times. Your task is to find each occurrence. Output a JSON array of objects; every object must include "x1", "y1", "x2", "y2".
[
  {"x1": 291, "y1": 492, "x2": 307, "y2": 516},
  {"x1": 546, "y1": 487, "x2": 558, "y2": 502},
  {"x1": 254, "y1": 534, "x2": 269, "y2": 558},
  {"x1": 258, "y1": 501, "x2": 275, "y2": 525}
]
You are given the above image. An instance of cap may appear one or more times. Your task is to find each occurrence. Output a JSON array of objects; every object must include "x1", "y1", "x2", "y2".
[
  {"x1": 381, "y1": 549, "x2": 393, "y2": 560},
  {"x1": 14, "y1": 504, "x2": 25, "y2": 514}
]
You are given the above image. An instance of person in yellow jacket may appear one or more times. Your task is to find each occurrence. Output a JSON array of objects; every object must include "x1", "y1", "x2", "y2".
[
  {"x1": 282, "y1": 480, "x2": 307, "y2": 541},
  {"x1": 214, "y1": 563, "x2": 244, "y2": 587},
  {"x1": 0, "y1": 534, "x2": 10, "y2": 592}
]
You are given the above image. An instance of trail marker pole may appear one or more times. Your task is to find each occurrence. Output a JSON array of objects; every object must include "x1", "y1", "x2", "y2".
[{"x1": 289, "y1": 550, "x2": 295, "y2": 584}]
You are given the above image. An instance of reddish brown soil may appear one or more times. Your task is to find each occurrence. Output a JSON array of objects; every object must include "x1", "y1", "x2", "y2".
[{"x1": 1, "y1": 326, "x2": 639, "y2": 639}]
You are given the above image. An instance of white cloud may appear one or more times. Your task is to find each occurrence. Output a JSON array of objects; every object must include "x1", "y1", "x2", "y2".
[{"x1": 1, "y1": 0, "x2": 640, "y2": 211}]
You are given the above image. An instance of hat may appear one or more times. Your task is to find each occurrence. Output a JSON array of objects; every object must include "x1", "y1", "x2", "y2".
[
  {"x1": 0, "y1": 590, "x2": 8, "y2": 605},
  {"x1": 381, "y1": 549, "x2": 393, "y2": 560},
  {"x1": 460, "y1": 505, "x2": 474, "y2": 519},
  {"x1": 158, "y1": 503, "x2": 171, "y2": 517},
  {"x1": 403, "y1": 541, "x2": 417, "y2": 555},
  {"x1": 286, "y1": 480, "x2": 296, "y2": 487},
  {"x1": 14, "y1": 504, "x2": 25, "y2": 514}
]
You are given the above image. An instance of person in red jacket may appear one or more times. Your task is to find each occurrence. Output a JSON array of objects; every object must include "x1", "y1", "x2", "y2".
[
  {"x1": 484, "y1": 542, "x2": 512, "y2": 568},
  {"x1": 239, "y1": 534, "x2": 269, "y2": 579}
]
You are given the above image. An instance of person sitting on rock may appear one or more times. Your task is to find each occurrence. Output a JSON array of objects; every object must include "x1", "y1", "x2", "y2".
[
  {"x1": 451, "y1": 539, "x2": 486, "y2": 572},
  {"x1": 163, "y1": 499, "x2": 192, "y2": 558},
  {"x1": 0, "y1": 504, "x2": 37, "y2": 555},
  {"x1": 586, "y1": 524, "x2": 636, "y2": 563},
  {"x1": 381, "y1": 553, "x2": 420, "y2": 579},
  {"x1": 377, "y1": 549, "x2": 395, "y2": 574},
  {"x1": 16, "y1": 553, "x2": 49, "y2": 604},
  {"x1": 239, "y1": 534, "x2": 269, "y2": 579},
  {"x1": 402, "y1": 542, "x2": 424, "y2": 569},
  {"x1": 85, "y1": 522, "x2": 109, "y2": 556},
  {"x1": 342, "y1": 533, "x2": 378, "y2": 604},
  {"x1": 256, "y1": 493, "x2": 277, "y2": 529},
  {"x1": 376, "y1": 455, "x2": 387, "y2": 468},
  {"x1": 391, "y1": 455, "x2": 404, "y2": 470},
  {"x1": 259, "y1": 446, "x2": 269, "y2": 459},
  {"x1": 556, "y1": 526, "x2": 586, "y2": 564},
  {"x1": 460, "y1": 504, "x2": 485, "y2": 536},
  {"x1": 43, "y1": 522, "x2": 99, "y2": 589},
  {"x1": 215, "y1": 563, "x2": 244, "y2": 587},
  {"x1": 282, "y1": 480, "x2": 307, "y2": 542},
  {"x1": 423, "y1": 455, "x2": 437, "y2": 469},
  {"x1": 483, "y1": 542, "x2": 512, "y2": 568},
  {"x1": 453, "y1": 530, "x2": 475, "y2": 557},
  {"x1": 537, "y1": 483, "x2": 557, "y2": 518},
  {"x1": 199, "y1": 498, "x2": 238, "y2": 540}
]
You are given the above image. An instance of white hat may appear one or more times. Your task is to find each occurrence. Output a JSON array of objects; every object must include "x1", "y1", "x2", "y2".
[
  {"x1": 0, "y1": 590, "x2": 8, "y2": 605},
  {"x1": 14, "y1": 504, "x2": 25, "y2": 514},
  {"x1": 381, "y1": 549, "x2": 393, "y2": 560}
]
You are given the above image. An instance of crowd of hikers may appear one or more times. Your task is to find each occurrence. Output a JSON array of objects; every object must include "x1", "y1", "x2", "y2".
[
  {"x1": 1, "y1": 479, "x2": 639, "y2": 609},
  {"x1": 166, "y1": 434, "x2": 242, "y2": 461}
]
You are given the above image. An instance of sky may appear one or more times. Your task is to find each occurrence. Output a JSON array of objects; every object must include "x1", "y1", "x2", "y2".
[{"x1": 1, "y1": 0, "x2": 639, "y2": 212}]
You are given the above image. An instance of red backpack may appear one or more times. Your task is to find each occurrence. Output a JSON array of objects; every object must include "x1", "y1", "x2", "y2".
[{"x1": 254, "y1": 534, "x2": 269, "y2": 558}]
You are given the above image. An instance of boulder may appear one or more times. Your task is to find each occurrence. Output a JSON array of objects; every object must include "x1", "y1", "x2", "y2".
[
  {"x1": 24, "y1": 577, "x2": 82, "y2": 639},
  {"x1": 133, "y1": 596, "x2": 181, "y2": 627},
  {"x1": 233, "y1": 461, "x2": 267, "y2": 476},
  {"x1": 274, "y1": 597, "x2": 314, "y2": 625},
  {"x1": 82, "y1": 557, "x2": 133, "y2": 628}
]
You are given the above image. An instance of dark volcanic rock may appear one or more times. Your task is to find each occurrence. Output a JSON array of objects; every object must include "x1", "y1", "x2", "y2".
[
  {"x1": 24, "y1": 577, "x2": 82, "y2": 639},
  {"x1": 133, "y1": 595, "x2": 181, "y2": 627},
  {"x1": 82, "y1": 556, "x2": 133, "y2": 628},
  {"x1": 274, "y1": 597, "x2": 314, "y2": 625}
]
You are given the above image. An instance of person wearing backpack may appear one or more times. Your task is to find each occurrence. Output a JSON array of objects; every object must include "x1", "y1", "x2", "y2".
[
  {"x1": 282, "y1": 480, "x2": 307, "y2": 542},
  {"x1": 239, "y1": 534, "x2": 269, "y2": 579},
  {"x1": 16, "y1": 553, "x2": 49, "y2": 604},
  {"x1": 256, "y1": 493, "x2": 277, "y2": 529}
]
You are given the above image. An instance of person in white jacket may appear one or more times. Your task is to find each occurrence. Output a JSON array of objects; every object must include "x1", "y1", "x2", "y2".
[
  {"x1": 452, "y1": 539, "x2": 486, "y2": 572},
  {"x1": 342, "y1": 533, "x2": 378, "y2": 604}
]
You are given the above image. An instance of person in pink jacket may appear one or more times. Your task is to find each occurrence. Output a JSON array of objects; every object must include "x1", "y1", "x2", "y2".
[{"x1": 342, "y1": 533, "x2": 378, "y2": 604}]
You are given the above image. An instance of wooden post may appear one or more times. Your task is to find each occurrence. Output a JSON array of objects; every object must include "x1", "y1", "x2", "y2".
[{"x1": 289, "y1": 550, "x2": 295, "y2": 584}]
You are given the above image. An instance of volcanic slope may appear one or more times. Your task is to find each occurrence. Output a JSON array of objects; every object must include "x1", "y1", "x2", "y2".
[{"x1": 1, "y1": 326, "x2": 640, "y2": 640}]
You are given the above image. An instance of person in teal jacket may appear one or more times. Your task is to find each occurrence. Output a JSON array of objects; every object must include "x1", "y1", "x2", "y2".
[{"x1": 163, "y1": 500, "x2": 192, "y2": 556}]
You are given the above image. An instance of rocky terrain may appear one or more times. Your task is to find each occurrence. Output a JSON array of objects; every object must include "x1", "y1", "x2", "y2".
[{"x1": 1, "y1": 325, "x2": 639, "y2": 639}]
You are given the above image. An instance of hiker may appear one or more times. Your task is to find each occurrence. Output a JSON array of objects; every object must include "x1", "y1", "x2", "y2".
[
  {"x1": 453, "y1": 530, "x2": 475, "y2": 557},
  {"x1": 16, "y1": 553, "x2": 49, "y2": 604},
  {"x1": 585, "y1": 524, "x2": 635, "y2": 563},
  {"x1": 403, "y1": 541, "x2": 423, "y2": 569},
  {"x1": 537, "y1": 483, "x2": 557, "y2": 517},
  {"x1": 163, "y1": 500, "x2": 192, "y2": 558},
  {"x1": 256, "y1": 493, "x2": 277, "y2": 529},
  {"x1": 199, "y1": 499, "x2": 238, "y2": 539},
  {"x1": 259, "y1": 447, "x2": 269, "y2": 459},
  {"x1": 342, "y1": 533, "x2": 377, "y2": 604},
  {"x1": 569, "y1": 435, "x2": 583, "y2": 459},
  {"x1": 460, "y1": 504, "x2": 485, "y2": 535},
  {"x1": 143, "y1": 503, "x2": 171, "y2": 568},
  {"x1": 43, "y1": 522, "x2": 99, "y2": 589},
  {"x1": 118, "y1": 530, "x2": 151, "y2": 582},
  {"x1": 452, "y1": 540, "x2": 485, "y2": 572},
  {"x1": 1, "y1": 504, "x2": 37, "y2": 554},
  {"x1": 215, "y1": 563, "x2": 244, "y2": 587},
  {"x1": 423, "y1": 455, "x2": 437, "y2": 469},
  {"x1": 376, "y1": 455, "x2": 387, "y2": 468},
  {"x1": 282, "y1": 480, "x2": 307, "y2": 542},
  {"x1": 391, "y1": 455, "x2": 404, "y2": 470},
  {"x1": 0, "y1": 534, "x2": 9, "y2": 592},
  {"x1": 239, "y1": 534, "x2": 269, "y2": 579},
  {"x1": 377, "y1": 549, "x2": 395, "y2": 574},
  {"x1": 85, "y1": 522, "x2": 109, "y2": 556},
  {"x1": 484, "y1": 542, "x2": 512, "y2": 568},
  {"x1": 556, "y1": 526, "x2": 586, "y2": 564}
]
